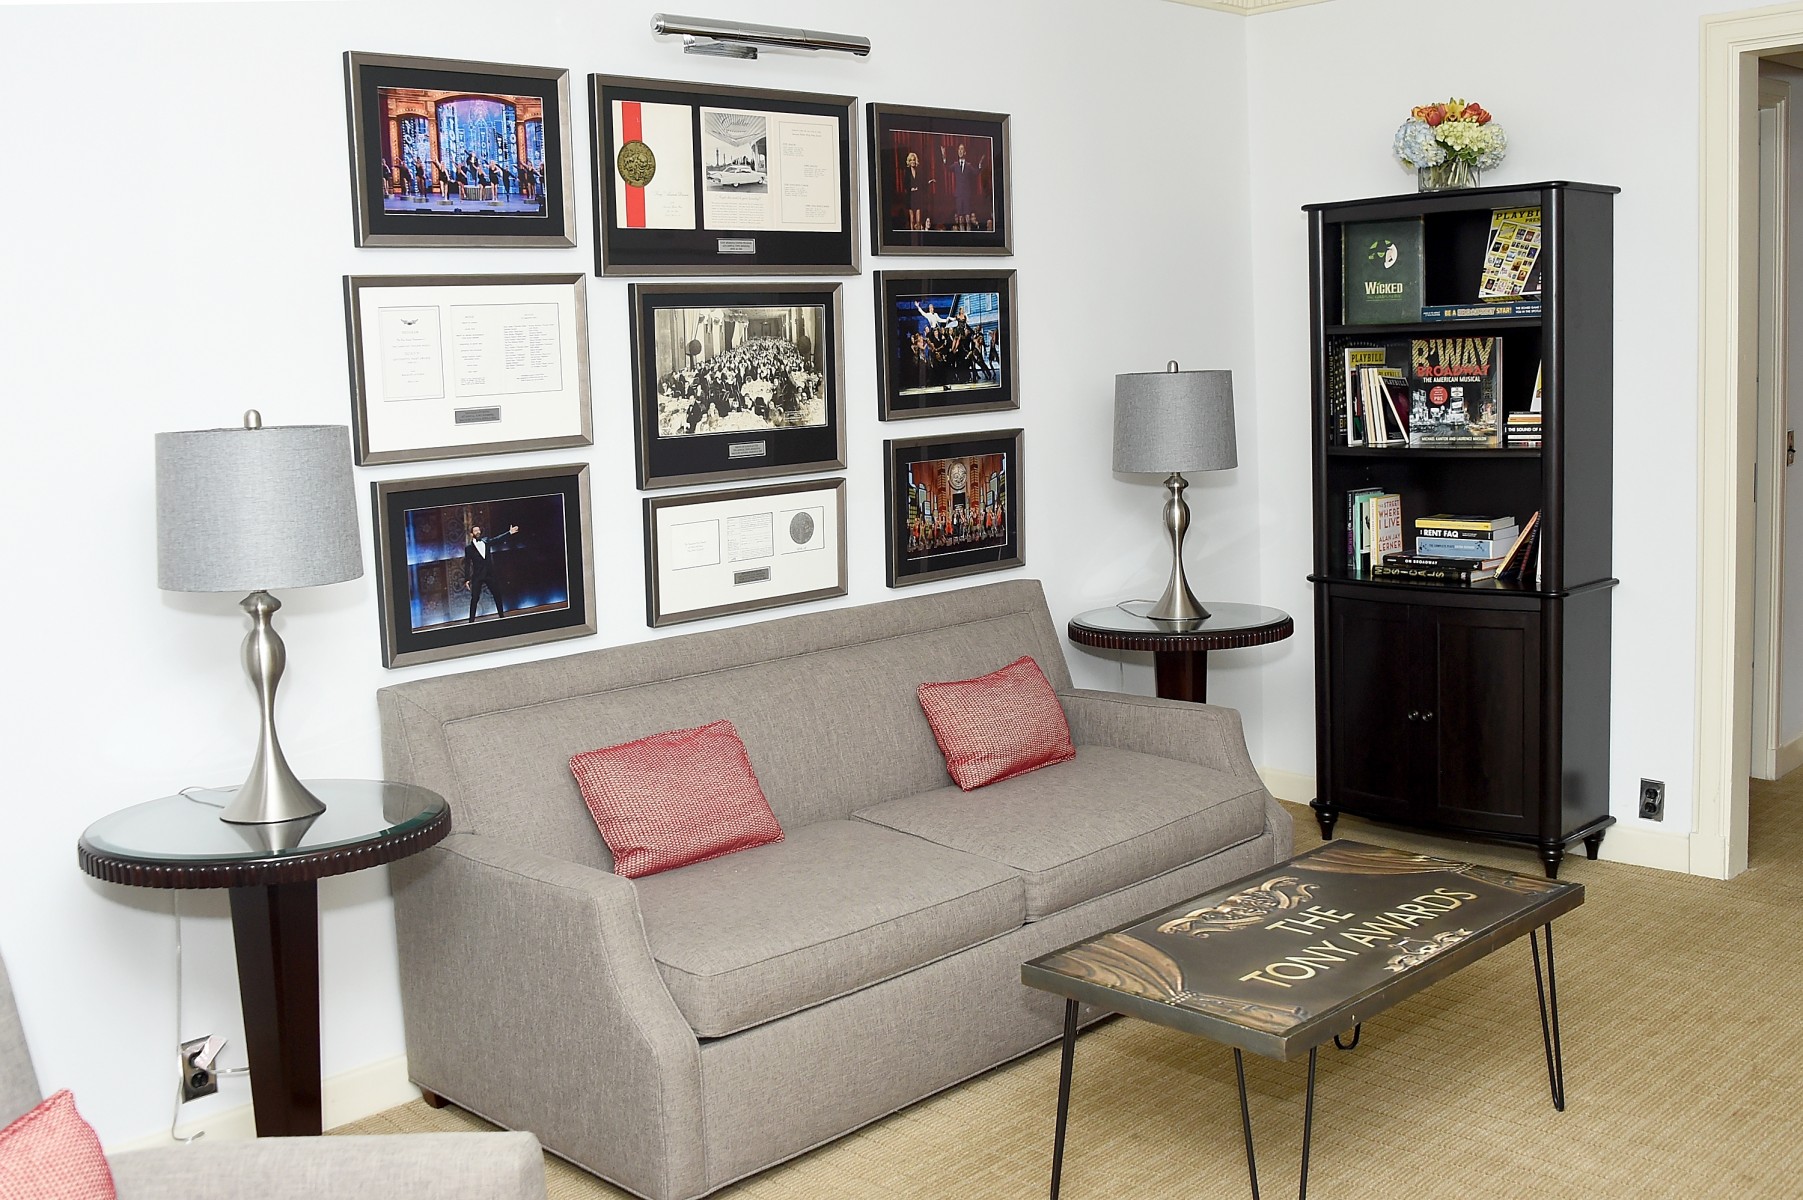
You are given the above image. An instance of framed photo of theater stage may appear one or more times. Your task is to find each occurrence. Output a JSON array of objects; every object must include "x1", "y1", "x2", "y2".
[
  {"x1": 344, "y1": 273, "x2": 593, "y2": 465},
  {"x1": 875, "y1": 269, "x2": 1018, "y2": 420},
  {"x1": 371, "y1": 463, "x2": 595, "y2": 667},
  {"x1": 629, "y1": 281, "x2": 846, "y2": 489},
  {"x1": 344, "y1": 51, "x2": 576, "y2": 248},
  {"x1": 591, "y1": 74, "x2": 858, "y2": 275},
  {"x1": 866, "y1": 103, "x2": 1011, "y2": 256},
  {"x1": 883, "y1": 429, "x2": 1023, "y2": 588},
  {"x1": 644, "y1": 478, "x2": 847, "y2": 627}
]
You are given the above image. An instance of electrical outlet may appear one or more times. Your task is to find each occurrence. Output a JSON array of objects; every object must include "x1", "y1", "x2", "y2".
[
  {"x1": 1639, "y1": 778, "x2": 1665, "y2": 822},
  {"x1": 179, "y1": 1037, "x2": 219, "y2": 1102}
]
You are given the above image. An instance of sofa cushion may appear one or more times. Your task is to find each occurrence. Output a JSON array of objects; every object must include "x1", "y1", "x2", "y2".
[
  {"x1": 854, "y1": 745, "x2": 1269, "y2": 920},
  {"x1": 916, "y1": 656, "x2": 1076, "y2": 790},
  {"x1": 569, "y1": 720, "x2": 783, "y2": 879},
  {"x1": 632, "y1": 820, "x2": 1025, "y2": 1038}
]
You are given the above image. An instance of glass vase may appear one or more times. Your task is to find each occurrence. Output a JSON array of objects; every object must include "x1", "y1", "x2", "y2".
[{"x1": 1418, "y1": 159, "x2": 1481, "y2": 191}]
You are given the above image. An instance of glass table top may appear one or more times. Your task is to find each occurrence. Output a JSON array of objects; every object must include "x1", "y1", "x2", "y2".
[{"x1": 1069, "y1": 600, "x2": 1291, "y2": 637}]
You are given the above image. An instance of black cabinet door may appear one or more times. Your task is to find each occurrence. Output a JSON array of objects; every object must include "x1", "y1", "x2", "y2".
[
  {"x1": 1326, "y1": 595, "x2": 1425, "y2": 821},
  {"x1": 1423, "y1": 605, "x2": 1542, "y2": 836}
]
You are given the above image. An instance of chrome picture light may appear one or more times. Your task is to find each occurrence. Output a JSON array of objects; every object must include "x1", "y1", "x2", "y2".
[
  {"x1": 155, "y1": 412, "x2": 363, "y2": 825},
  {"x1": 651, "y1": 13, "x2": 871, "y2": 59}
]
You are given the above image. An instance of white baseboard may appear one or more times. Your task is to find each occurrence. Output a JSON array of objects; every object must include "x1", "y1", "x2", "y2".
[
  {"x1": 107, "y1": 1055, "x2": 417, "y2": 1153},
  {"x1": 1254, "y1": 765, "x2": 1694, "y2": 875}
]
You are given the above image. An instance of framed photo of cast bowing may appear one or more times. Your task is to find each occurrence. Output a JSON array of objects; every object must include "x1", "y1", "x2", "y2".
[
  {"x1": 866, "y1": 103, "x2": 1012, "y2": 256},
  {"x1": 592, "y1": 74, "x2": 859, "y2": 275},
  {"x1": 883, "y1": 429, "x2": 1023, "y2": 587},
  {"x1": 875, "y1": 269, "x2": 1018, "y2": 420},
  {"x1": 344, "y1": 51, "x2": 577, "y2": 248}
]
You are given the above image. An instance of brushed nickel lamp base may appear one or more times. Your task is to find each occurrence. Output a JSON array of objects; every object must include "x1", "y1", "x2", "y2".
[
  {"x1": 220, "y1": 591, "x2": 328, "y2": 825},
  {"x1": 1147, "y1": 472, "x2": 1211, "y2": 623}
]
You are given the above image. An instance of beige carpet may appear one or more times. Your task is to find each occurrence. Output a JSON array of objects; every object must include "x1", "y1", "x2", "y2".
[{"x1": 338, "y1": 783, "x2": 1803, "y2": 1198}]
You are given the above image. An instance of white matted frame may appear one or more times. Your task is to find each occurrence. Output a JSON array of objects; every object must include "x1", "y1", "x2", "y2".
[
  {"x1": 345, "y1": 273, "x2": 593, "y2": 465},
  {"x1": 644, "y1": 477, "x2": 846, "y2": 626}
]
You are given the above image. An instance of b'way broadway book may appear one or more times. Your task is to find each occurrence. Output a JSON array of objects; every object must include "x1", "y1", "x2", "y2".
[
  {"x1": 1342, "y1": 219, "x2": 1424, "y2": 325},
  {"x1": 1409, "y1": 337, "x2": 1501, "y2": 446}
]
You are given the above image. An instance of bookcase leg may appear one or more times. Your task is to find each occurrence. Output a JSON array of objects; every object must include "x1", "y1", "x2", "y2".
[
  {"x1": 1538, "y1": 845, "x2": 1564, "y2": 879},
  {"x1": 1582, "y1": 832, "x2": 1605, "y2": 861},
  {"x1": 1309, "y1": 799, "x2": 1338, "y2": 841}
]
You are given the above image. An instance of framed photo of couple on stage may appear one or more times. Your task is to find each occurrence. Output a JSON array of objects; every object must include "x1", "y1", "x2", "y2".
[
  {"x1": 883, "y1": 429, "x2": 1023, "y2": 588},
  {"x1": 628, "y1": 282, "x2": 846, "y2": 489},
  {"x1": 591, "y1": 75, "x2": 858, "y2": 275},
  {"x1": 875, "y1": 269, "x2": 1018, "y2": 420},
  {"x1": 866, "y1": 103, "x2": 1012, "y2": 256},
  {"x1": 371, "y1": 463, "x2": 595, "y2": 667},
  {"x1": 344, "y1": 51, "x2": 577, "y2": 248}
]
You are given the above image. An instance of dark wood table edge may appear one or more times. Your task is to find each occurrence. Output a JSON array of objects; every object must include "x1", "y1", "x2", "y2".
[{"x1": 1065, "y1": 613, "x2": 1295, "y2": 655}]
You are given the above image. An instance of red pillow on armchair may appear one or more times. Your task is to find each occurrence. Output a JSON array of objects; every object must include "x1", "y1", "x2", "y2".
[
  {"x1": 570, "y1": 720, "x2": 784, "y2": 879},
  {"x1": 917, "y1": 656, "x2": 1076, "y2": 791},
  {"x1": 0, "y1": 1090, "x2": 115, "y2": 1200}
]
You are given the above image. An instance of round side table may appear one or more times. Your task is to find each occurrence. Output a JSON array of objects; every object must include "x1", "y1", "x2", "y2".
[
  {"x1": 1068, "y1": 601, "x2": 1294, "y2": 702},
  {"x1": 78, "y1": 779, "x2": 449, "y2": 1137}
]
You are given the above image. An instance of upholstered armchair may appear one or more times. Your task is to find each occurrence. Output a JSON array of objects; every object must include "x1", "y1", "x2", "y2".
[{"x1": 0, "y1": 951, "x2": 546, "y2": 1199}]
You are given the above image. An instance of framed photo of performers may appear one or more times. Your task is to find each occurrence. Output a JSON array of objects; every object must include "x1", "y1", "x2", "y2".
[
  {"x1": 371, "y1": 463, "x2": 595, "y2": 667},
  {"x1": 592, "y1": 75, "x2": 858, "y2": 275},
  {"x1": 883, "y1": 429, "x2": 1023, "y2": 588},
  {"x1": 875, "y1": 269, "x2": 1018, "y2": 420},
  {"x1": 629, "y1": 282, "x2": 846, "y2": 490},
  {"x1": 866, "y1": 103, "x2": 1012, "y2": 256},
  {"x1": 344, "y1": 51, "x2": 577, "y2": 248},
  {"x1": 644, "y1": 478, "x2": 847, "y2": 627}
]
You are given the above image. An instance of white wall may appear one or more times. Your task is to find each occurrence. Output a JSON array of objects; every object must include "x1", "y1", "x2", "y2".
[
  {"x1": 1244, "y1": 0, "x2": 1771, "y2": 848},
  {"x1": 0, "y1": 0, "x2": 1263, "y2": 1146},
  {"x1": 1766, "y1": 62, "x2": 1803, "y2": 748}
]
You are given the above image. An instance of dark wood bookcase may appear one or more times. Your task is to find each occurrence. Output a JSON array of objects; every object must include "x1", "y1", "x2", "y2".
[{"x1": 1305, "y1": 181, "x2": 1617, "y2": 877}]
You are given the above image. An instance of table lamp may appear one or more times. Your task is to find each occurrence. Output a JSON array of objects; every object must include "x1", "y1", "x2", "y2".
[
  {"x1": 1112, "y1": 363, "x2": 1237, "y2": 623},
  {"x1": 155, "y1": 412, "x2": 363, "y2": 825}
]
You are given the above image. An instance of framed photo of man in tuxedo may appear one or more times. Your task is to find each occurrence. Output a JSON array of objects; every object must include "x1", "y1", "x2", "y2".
[
  {"x1": 866, "y1": 103, "x2": 1012, "y2": 256},
  {"x1": 371, "y1": 464, "x2": 595, "y2": 667}
]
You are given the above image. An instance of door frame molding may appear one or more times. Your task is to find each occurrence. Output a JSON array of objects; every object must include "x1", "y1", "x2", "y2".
[{"x1": 1751, "y1": 76, "x2": 1790, "y2": 782}]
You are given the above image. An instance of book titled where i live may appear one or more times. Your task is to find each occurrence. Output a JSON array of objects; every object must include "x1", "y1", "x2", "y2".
[{"x1": 1342, "y1": 218, "x2": 1424, "y2": 325}]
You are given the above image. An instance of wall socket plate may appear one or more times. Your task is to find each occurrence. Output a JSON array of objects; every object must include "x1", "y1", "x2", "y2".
[
  {"x1": 1639, "y1": 778, "x2": 1666, "y2": 822},
  {"x1": 179, "y1": 1036, "x2": 220, "y2": 1102}
]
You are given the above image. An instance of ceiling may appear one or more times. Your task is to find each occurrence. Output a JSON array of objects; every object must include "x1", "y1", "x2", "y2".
[{"x1": 1163, "y1": 0, "x2": 1333, "y2": 13}]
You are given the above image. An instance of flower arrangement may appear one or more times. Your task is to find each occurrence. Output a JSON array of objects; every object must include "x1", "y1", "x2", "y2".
[{"x1": 1393, "y1": 98, "x2": 1507, "y2": 190}]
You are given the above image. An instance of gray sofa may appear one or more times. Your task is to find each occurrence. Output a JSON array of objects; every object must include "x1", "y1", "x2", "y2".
[
  {"x1": 0, "y1": 949, "x2": 546, "y2": 1200},
  {"x1": 378, "y1": 579, "x2": 1290, "y2": 1200}
]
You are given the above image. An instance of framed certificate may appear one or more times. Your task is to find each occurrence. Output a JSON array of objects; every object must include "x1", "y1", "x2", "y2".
[
  {"x1": 884, "y1": 429, "x2": 1023, "y2": 588},
  {"x1": 591, "y1": 74, "x2": 858, "y2": 275},
  {"x1": 344, "y1": 274, "x2": 593, "y2": 465},
  {"x1": 875, "y1": 269, "x2": 1019, "y2": 420},
  {"x1": 867, "y1": 103, "x2": 1012, "y2": 256},
  {"x1": 629, "y1": 281, "x2": 845, "y2": 489},
  {"x1": 644, "y1": 478, "x2": 847, "y2": 626},
  {"x1": 344, "y1": 51, "x2": 576, "y2": 248},
  {"x1": 371, "y1": 463, "x2": 595, "y2": 667}
]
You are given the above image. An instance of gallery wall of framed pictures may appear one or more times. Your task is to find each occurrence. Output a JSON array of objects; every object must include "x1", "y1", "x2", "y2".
[{"x1": 340, "y1": 46, "x2": 1025, "y2": 662}]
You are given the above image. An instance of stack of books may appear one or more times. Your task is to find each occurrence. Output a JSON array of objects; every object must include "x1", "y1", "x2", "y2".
[
  {"x1": 1372, "y1": 514, "x2": 1518, "y2": 584},
  {"x1": 1504, "y1": 412, "x2": 1543, "y2": 448}
]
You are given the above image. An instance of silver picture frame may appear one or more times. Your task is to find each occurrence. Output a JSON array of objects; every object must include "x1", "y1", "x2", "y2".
[
  {"x1": 874, "y1": 268, "x2": 1020, "y2": 421},
  {"x1": 344, "y1": 273, "x2": 594, "y2": 465},
  {"x1": 884, "y1": 428, "x2": 1024, "y2": 588},
  {"x1": 345, "y1": 50, "x2": 577, "y2": 248},
  {"x1": 866, "y1": 102, "x2": 1013, "y2": 257}
]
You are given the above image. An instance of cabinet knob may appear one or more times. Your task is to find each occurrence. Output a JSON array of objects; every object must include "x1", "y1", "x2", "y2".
[
  {"x1": 1407, "y1": 710, "x2": 1421, "y2": 722},
  {"x1": 1421, "y1": 711, "x2": 1435, "y2": 722}
]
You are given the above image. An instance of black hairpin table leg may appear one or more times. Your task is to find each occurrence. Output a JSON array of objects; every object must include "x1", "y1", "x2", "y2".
[
  {"x1": 1530, "y1": 923, "x2": 1566, "y2": 1111},
  {"x1": 1049, "y1": 999, "x2": 1079, "y2": 1199},
  {"x1": 1233, "y1": 1045, "x2": 1319, "y2": 1200}
]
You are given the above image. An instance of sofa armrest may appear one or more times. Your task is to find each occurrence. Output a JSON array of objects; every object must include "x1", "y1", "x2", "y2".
[
  {"x1": 110, "y1": 1131, "x2": 545, "y2": 1200},
  {"x1": 1059, "y1": 688, "x2": 1260, "y2": 781},
  {"x1": 391, "y1": 834, "x2": 704, "y2": 1200}
]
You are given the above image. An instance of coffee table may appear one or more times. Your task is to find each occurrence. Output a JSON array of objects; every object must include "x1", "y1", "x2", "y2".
[{"x1": 1022, "y1": 840, "x2": 1582, "y2": 1198}]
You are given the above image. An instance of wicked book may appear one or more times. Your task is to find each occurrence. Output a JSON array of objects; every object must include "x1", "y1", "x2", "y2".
[{"x1": 1342, "y1": 219, "x2": 1424, "y2": 325}]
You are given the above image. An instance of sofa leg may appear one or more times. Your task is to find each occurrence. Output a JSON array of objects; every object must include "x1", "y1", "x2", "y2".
[{"x1": 419, "y1": 1088, "x2": 450, "y2": 1110}]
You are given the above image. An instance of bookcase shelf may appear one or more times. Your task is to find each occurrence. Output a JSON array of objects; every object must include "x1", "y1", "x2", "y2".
[{"x1": 1305, "y1": 181, "x2": 1617, "y2": 879}]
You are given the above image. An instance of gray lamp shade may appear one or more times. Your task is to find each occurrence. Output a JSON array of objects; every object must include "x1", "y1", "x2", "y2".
[
  {"x1": 1112, "y1": 366, "x2": 1238, "y2": 475},
  {"x1": 156, "y1": 422, "x2": 364, "y2": 592}
]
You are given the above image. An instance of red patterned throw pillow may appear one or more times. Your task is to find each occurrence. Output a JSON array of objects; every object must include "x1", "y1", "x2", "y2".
[
  {"x1": 570, "y1": 720, "x2": 784, "y2": 879},
  {"x1": 0, "y1": 1090, "x2": 115, "y2": 1200},
  {"x1": 917, "y1": 656, "x2": 1076, "y2": 791}
]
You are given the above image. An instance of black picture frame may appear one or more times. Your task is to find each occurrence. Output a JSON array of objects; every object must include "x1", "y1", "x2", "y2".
[
  {"x1": 867, "y1": 103, "x2": 1012, "y2": 256},
  {"x1": 629, "y1": 282, "x2": 846, "y2": 489},
  {"x1": 371, "y1": 463, "x2": 595, "y2": 667},
  {"x1": 884, "y1": 429, "x2": 1024, "y2": 587},
  {"x1": 875, "y1": 269, "x2": 1019, "y2": 420},
  {"x1": 344, "y1": 51, "x2": 577, "y2": 248},
  {"x1": 591, "y1": 74, "x2": 858, "y2": 275}
]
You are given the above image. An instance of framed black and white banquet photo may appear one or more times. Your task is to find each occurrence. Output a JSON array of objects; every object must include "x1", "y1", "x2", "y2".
[
  {"x1": 883, "y1": 429, "x2": 1023, "y2": 588},
  {"x1": 644, "y1": 478, "x2": 847, "y2": 627},
  {"x1": 628, "y1": 282, "x2": 845, "y2": 489},
  {"x1": 866, "y1": 103, "x2": 1011, "y2": 256},
  {"x1": 875, "y1": 269, "x2": 1018, "y2": 420},
  {"x1": 591, "y1": 74, "x2": 858, "y2": 275},
  {"x1": 371, "y1": 463, "x2": 595, "y2": 667},
  {"x1": 344, "y1": 51, "x2": 576, "y2": 247},
  {"x1": 343, "y1": 273, "x2": 593, "y2": 465}
]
